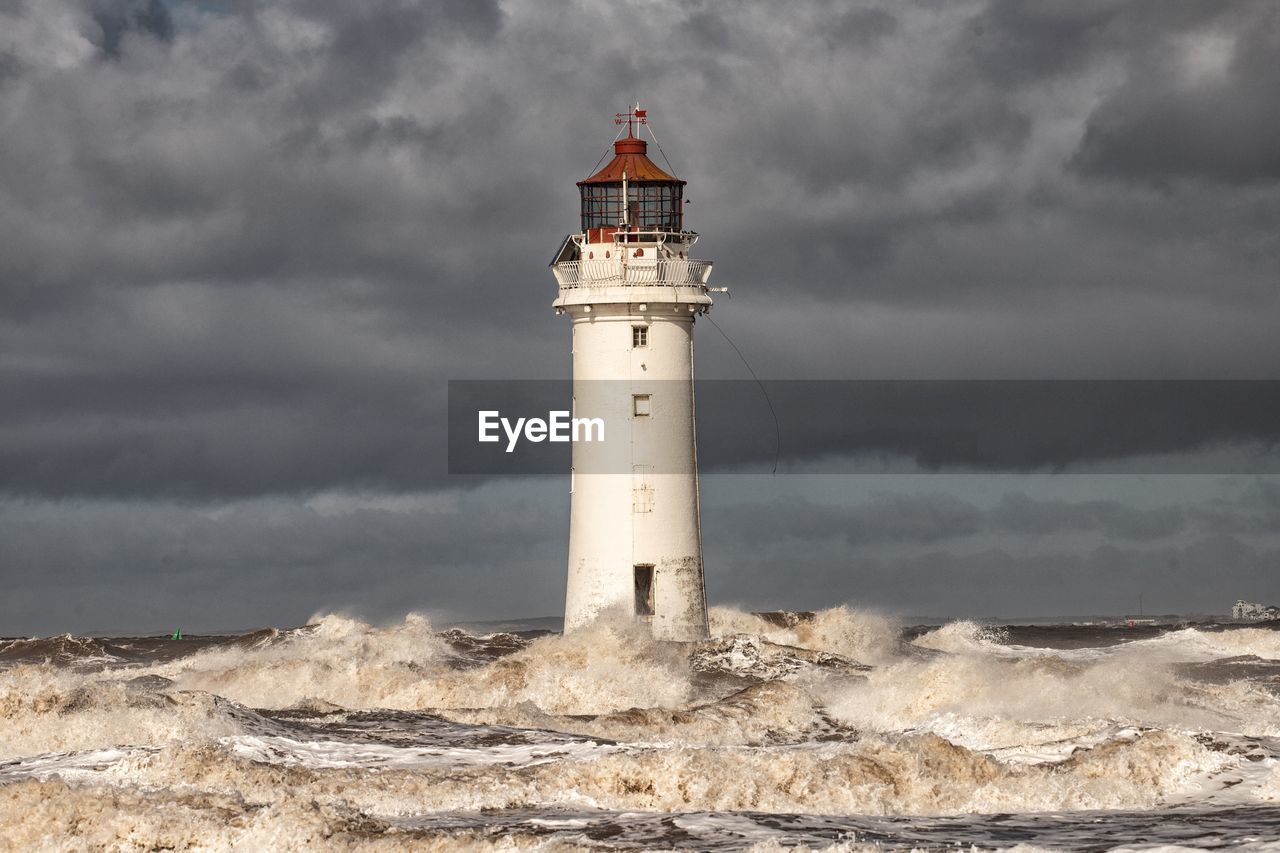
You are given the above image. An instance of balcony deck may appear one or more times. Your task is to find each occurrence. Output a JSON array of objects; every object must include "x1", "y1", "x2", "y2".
[{"x1": 552, "y1": 257, "x2": 713, "y2": 290}]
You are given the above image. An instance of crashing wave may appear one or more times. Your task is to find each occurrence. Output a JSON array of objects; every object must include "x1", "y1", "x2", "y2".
[{"x1": 5, "y1": 608, "x2": 1280, "y2": 848}]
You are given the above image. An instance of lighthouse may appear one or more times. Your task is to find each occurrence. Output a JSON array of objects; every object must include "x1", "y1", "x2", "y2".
[{"x1": 550, "y1": 107, "x2": 715, "y2": 641}]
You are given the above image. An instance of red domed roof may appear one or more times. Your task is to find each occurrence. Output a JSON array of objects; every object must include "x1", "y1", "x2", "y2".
[{"x1": 578, "y1": 134, "x2": 684, "y2": 186}]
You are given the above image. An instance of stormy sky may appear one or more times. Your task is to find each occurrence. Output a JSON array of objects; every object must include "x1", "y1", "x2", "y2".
[{"x1": 2, "y1": 0, "x2": 1278, "y2": 634}]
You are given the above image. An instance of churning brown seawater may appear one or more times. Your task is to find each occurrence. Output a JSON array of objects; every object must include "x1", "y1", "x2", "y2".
[{"x1": 5, "y1": 608, "x2": 1280, "y2": 850}]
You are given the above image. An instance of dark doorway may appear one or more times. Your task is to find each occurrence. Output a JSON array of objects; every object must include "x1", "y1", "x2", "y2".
[{"x1": 634, "y1": 564, "x2": 655, "y2": 616}]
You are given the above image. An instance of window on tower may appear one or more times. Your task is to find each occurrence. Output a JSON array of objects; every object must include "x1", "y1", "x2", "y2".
[
  {"x1": 580, "y1": 182, "x2": 683, "y2": 231},
  {"x1": 581, "y1": 183, "x2": 622, "y2": 229},
  {"x1": 632, "y1": 394, "x2": 651, "y2": 417},
  {"x1": 632, "y1": 325, "x2": 648, "y2": 348}
]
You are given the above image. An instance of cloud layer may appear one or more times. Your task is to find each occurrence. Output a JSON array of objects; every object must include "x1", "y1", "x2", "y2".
[{"x1": 1, "y1": 0, "x2": 1278, "y2": 630}]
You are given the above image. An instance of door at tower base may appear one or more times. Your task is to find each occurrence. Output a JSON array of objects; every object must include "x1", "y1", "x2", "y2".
[
  {"x1": 552, "y1": 108, "x2": 713, "y2": 642},
  {"x1": 634, "y1": 565, "x2": 655, "y2": 617},
  {"x1": 565, "y1": 551, "x2": 707, "y2": 640}
]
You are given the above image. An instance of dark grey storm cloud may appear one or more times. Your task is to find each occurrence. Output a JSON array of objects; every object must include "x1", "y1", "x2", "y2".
[
  {"x1": 704, "y1": 380, "x2": 1280, "y2": 475},
  {"x1": 3, "y1": 482, "x2": 1277, "y2": 634},
  {"x1": 90, "y1": 0, "x2": 173, "y2": 59},
  {"x1": 0, "y1": 486, "x2": 568, "y2": 634},
  {"x1": 750, "y1": 538, "x2": 1280, "y2": 619},
  {"x1": 1071, "y1": 3, "x2": 1280, "y2": 185},
  {"x1": 3, "y1": 0, "x2": 1279, "y2": 500},
  {"x1": 705, "y1": 487, "x2": 1221, "y2": 551},
  {"x1": 1, "y1": 0, "x2": 1278, "y2": 630}
]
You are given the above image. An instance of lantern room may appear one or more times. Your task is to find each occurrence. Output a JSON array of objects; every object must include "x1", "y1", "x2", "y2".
[{"x1": 578, "y1": 128, "x2": 685, "y2": 241}]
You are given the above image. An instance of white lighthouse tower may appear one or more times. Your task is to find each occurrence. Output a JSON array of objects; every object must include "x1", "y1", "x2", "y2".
[{"x1": 550, "y1": 107, "x2": 715, "y2": 641}]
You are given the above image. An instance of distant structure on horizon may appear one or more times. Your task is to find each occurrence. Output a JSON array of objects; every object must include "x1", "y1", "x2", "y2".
[
  {"x1": 1232, "y1": 599, "x2": 1280, "y2": 622},
  {"x1": 550, "y1": 106, "x2": 717, "y2": 641}
]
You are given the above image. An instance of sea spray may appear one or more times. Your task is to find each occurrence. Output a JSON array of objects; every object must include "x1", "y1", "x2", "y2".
[{"x1": 4, "y1": 608, "x2": 1280, "y2": 848}]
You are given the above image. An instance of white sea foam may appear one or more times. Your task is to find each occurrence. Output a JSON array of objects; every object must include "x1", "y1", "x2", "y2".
[
  {"x1": 153, "y1": 612, "x2": 691, "y2": 714},
  {"x1": 709, "y1": 605, "x2": 901, "y2": 666},
  {"x1": 4, "y1": 609, "x2": 1280, "y2": 849},
  {"x1": 1122, "y1": 626, "x2": 1280, "y2": 662},
  {"x1": 221, "y1": 733, "x2": 616, "y2": 770}
]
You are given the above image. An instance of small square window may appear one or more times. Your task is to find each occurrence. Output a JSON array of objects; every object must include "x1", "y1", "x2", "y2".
[
  {"x1": 633, "y1": 394, "x2": 651, "y2": 417},
  {"x1": 632, "y1": 325, "x2": 648, "y2": 348}
]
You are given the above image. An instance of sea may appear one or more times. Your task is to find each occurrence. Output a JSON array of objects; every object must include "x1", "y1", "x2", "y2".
[{"x1": 4, "y1": 608, "x2": 1280, "y2": 851}]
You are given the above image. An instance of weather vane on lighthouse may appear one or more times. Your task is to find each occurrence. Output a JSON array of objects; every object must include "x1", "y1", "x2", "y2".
[
  {"x1": 614, "y1": 103, "x2": 647, "y2": 133},
  {"x1": 549, "y1": 108, "x2": 717, "y2": 641}
]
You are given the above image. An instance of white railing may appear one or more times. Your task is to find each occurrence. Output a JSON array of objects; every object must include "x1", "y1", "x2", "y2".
[{"x1": 553, "y1": 258, "x2": 713, "y2": 290}]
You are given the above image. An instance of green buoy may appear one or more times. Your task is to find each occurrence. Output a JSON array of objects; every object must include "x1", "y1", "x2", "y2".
[{"x1": 170, "y1": 630, "x2": 183, "y2": 640}]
